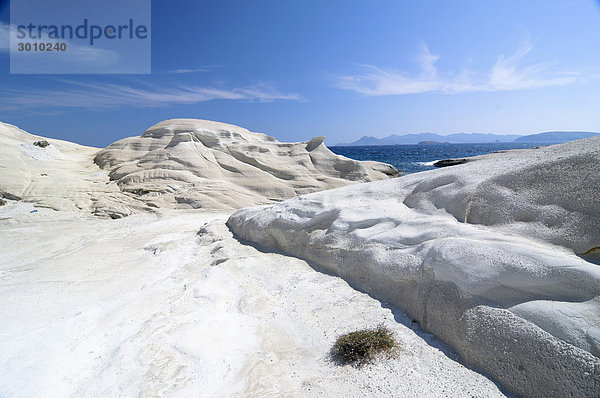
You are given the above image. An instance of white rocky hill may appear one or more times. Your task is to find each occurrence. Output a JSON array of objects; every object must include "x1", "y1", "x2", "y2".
[
  {"x1": 94, "y1": 119, "x2": 399, "y2": 213},
  {"x1": 228, "y1": 136, "x2": 600, "y2": 397},
  {"x1": 0, "y1": 122, "x2": 121, "y2": 213},
  {"x1": 0, "y1": 119, "x2": 399, "y2": 217}
]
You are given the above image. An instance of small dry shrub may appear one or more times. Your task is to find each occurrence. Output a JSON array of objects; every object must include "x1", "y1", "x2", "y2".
[
  {"x1": 332, "y1": 324, "x2": 397, "y2": 366},
  {"x1": 33, "y1": 140, "x2": 50, "y2": 148}
]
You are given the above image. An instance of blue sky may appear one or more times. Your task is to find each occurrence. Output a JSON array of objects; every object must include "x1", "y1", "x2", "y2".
[{"x1": 0, "y1": 0, "x2": 599, "y2": 147}]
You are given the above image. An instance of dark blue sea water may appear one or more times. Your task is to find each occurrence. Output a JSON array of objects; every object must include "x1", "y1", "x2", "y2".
[{"x1": 329, "y1": 142, "x2": 552, "y2": 174}]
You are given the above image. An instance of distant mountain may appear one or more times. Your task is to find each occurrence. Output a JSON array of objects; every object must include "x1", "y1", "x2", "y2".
[
  {"x1": 335, "y1": 131, "x2": 599, "y2": 146},
  {"x1": 336, "y1": 133, "x2": 522, "y2": 146},
  {"x1": 514, "y1": 131, "x2": 599, "y2": 143}
]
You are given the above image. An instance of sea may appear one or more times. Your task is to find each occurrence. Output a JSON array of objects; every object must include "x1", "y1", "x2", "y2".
[{"x1": 329, "y1": 142, "x2": 551, "y2": 174}]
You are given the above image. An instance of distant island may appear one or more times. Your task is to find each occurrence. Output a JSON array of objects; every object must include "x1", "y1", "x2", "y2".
[
  {"x1": 418, "y1": 140, "x2": 450, "y2": 145},
  {"x1": 336, "y1": 131, "x2": 599, "y2": 146}
]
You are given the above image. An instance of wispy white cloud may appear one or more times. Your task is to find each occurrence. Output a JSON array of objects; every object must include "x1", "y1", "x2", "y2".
[
  {"x1": 0, "y1": 80, "x2": 302, "y2": 111},
  {"x1": 172, "y1": 68, "x2": 212, "y2": 74},
  {"x1": 171, "y1": 67, "x2": 223, "y2": 74},
  {"x1": 154, "y1": 66, "x2": 227, "y2": 74},
  {"x1": 336, "y1": 42, "x2": 579, "y2": 95}
]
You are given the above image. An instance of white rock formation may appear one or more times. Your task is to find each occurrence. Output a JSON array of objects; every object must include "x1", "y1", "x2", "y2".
[
  {"x1": 93, "y1": 119, "x2": 399, "y2": 212},
  {"x1": 0, "y1": 120, "x2": 398, "y2": 217},
  {"x1": 228, "y1": 136, "x2": 600, "y2": 397},
  {"x1": 2, "y1": 120, "x2": 513, "y2": 397},
  {"x1": 0, "y1": 122, "x2": 128, "y2": 214},
  {"x1": 0, "y1": 205, "x2": 506, "y2": 397}
]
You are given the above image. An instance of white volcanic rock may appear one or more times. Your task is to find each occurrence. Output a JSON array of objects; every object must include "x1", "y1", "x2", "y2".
[
  {"x1": 0, "y1": 205, "x2": 506, "y2": 397},
  {"x1": 1, "y1": 120, "x2": 512, "y2": 397},
  {"x1": 0, "y1": 122, "x2": 132, "y2": 215},
  {"x1": 228, "y1": 136, "x2": 600, "y2": 398},
  {"x1": 94, "y1": 119, "x2": 400, "y2": 211},
  {"x1": 0, "y1": 120, "x2": 399, "y2": 217}
]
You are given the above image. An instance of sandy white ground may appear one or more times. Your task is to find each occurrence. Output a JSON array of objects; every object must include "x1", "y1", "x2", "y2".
[{"x1": 0, "y1": 203, "x2": 506, "y2": 397}]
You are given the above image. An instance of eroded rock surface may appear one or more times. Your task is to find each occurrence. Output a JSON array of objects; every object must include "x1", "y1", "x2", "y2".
[
  {"x1": 0, "y1": 119, "x2": 399, "y2": 217},
  {"x1": 93, "y1": 119, "x2": 400, "y2": 212},
  {"x1": 228, "y1": 136, "x2": 600, "y2": 397}
]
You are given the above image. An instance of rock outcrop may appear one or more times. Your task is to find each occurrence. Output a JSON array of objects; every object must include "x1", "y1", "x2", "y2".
[
  {"x1": 432, "y1": 158, "x2": 471, "y2": 167},
  {"x1": 0, "y1": 122, "x2": 126, "y2": 215},
  {"x1": 0, "y1": 119, "x2": 399, "y2": 217},
  {"x1": 228, "y1": 136, "x2": 600, "y2": 397},
  {"x1": 94, "y1": 119, "x2": 399, "y2": 212}
]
